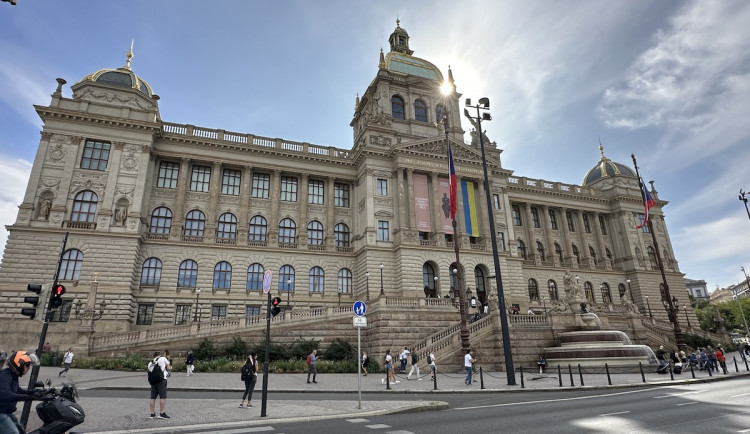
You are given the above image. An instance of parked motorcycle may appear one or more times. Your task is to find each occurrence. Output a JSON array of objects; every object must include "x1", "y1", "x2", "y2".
[{"x1": 22, "y1": 379, "x2": 85, "y2": 434}]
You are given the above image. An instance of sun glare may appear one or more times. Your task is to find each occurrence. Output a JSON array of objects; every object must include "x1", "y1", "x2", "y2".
[{"x1": 440, "y1": 81, "x2": 452, "y2": 95}]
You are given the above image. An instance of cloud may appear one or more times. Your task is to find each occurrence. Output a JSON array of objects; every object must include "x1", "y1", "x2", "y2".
[
  {"x1": 0, "y1": 156, "x2": 32, "y2": 254},
  {"x1": 0, "y1": 43, "x2": 50, "y2": 129}
]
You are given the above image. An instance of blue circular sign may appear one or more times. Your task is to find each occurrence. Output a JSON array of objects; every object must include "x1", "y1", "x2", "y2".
[
  {"x1": 353, "y1": 300, "x2": 366, "y2": 317},
  {"x1": 263, "y1": 270, "x2": 272, "y2": 294}
]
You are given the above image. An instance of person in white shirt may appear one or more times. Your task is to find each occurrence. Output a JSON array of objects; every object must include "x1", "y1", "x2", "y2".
[
  {"x1": 406, "y1": 347, "x2": 421, "y2": 380},
  {"x1": 399, "y1": 347, "x2": 409, "y2": 373},
  {"x1": 527, "y1": 308, "x2": 535, "y2": 315},
  {"x1": 464, "y1": 349, "x2": 477, "y2": 385},
  {"x1": 428, "y1": 352, "x2": 437, "y2": 381},
  {"x1": 58, "y1": 348, "x2": 74, "y2": 377}
]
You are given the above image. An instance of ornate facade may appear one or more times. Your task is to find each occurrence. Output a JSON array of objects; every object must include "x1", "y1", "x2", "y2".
[{"x1": 0, "y1": 22, "x2": 688, "y2": 351}]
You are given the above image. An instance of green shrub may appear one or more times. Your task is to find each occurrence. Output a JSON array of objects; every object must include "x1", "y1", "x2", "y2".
[
  {"x1": 250, "y1": 342, "x2": 287, "y2": 362},
  {"x1": 193, "y1": 339, "x2": 217, "y2": 361},
  {"x1": 323, "y1": 339, "x2": 355, "y2": 361},
  {"x1": 684, "y1": 333, "x2": 713, "y2": 349},
  {"x1": 289, "y1": 338, "x2": 320, "y2": 360},
  {"x1": 224, "y1": 336, "x2": 247, "y2": 360}
]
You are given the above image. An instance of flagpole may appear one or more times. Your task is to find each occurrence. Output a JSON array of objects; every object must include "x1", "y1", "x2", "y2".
[
  {"x1": 631, "y1": 154, "x2": 685, "y2": 351},
  {"x1": 444, "y1": 115, "x2": 471, "y2": 355}
]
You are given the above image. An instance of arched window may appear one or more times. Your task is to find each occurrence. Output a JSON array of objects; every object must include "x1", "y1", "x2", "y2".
[
  {"x1": 647, "y1": 246, "x2": 658, "y2": 268},
  {"x1": 334, "y1": 223, "x2": 350, "y2": 247},
  {"x1": 178, "y1": 260, "x2": 198, "y2": 288},
  {"x1": 217, "y1": 212, "x2": 237, "y2": 239},
  {"x1": 279, "y1": 265, "x2": 295, "y2": 292},
  {"x1": 600, "y1": 282, "x2": 612, "y2": 303},
  {"x1": 391, "y1": 95, "x2": 405, "y2": 120},
  {"x1": 60, "y1": 249, "x2": 83, "y2": 280},
  {"x1": 536, "y1": 241, "x2": 546, "y2": 261},
  {"x1": 307, "y1": 220, "x2": 324, "y2": 245},
  {"x1": 517, "y1": 240, "x2": 527, "y2": 259},
  {"x1": 309, "y1": 266, "x2": 325, "y2": 293},
  {"x1": 414, "y1": 99, "x2": 427, "y2": 122},
  {"x1": 528, "y1": 279, "x2": 539, "y2": 301},
  {"x1": 618, "y1": 283, "x2": 627, "y2": 298},
  {"x1": 71, "y1": 190, "x2": 98, "y2": 222},
  {"x1": 474, "y1": 267, "x2": 486, "y2": 301},
  {"x1": 338, "y1": 268, "x2": 352, "y2": 294},
  {"x1": 435, "y1": 104, "x2": 446, "y2": 123},
  {"x1": 140, "y1": 257, "x2": 162, "y2": 286},
  {"x1": 279, "y1": 218, "x2": 296, "y2": 244},
  {"x1": 555, "y1": 243, "x2": 563, "y2": 263},
  {"x1": 589, "y1": 245, "x2": 598, "y2": 265},
  {"x1": 248, "y1": 215, "x2": 267, "y2": 242},
  {"x1": 246, "y1": 263, "x2": 264, "y2": 291},
  {"x1": 548, "y1": 280, "x2": 559, "y2": 301},
  {"x1": 184, "y1": 209, "x2": 206, "y2": 237},
  {"x1": 213, "y1": 261, "x2": 232, "y2": 289},
  {"x1": 572, "y1": 244, "x2": 580, "y2": 265},
  {"x1": 584, "y1": 281, "x2": 595, "y2": 303},
  {"x1": 150, "y1": 207, "x2": 172, "y2": 234}
]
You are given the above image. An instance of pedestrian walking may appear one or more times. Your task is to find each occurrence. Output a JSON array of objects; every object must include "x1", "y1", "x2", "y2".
[
  {"x1": 399, "y1": 347, "x2": 409, "y2": 373},
  {"x1": 406, "y1": 347, "x2": 421, "y2": 380},
  {"x1": 382, "y1": 349, "x2": 397, "y2": 385},
  {"x1": 58, "y1": 348, "x2": 74, "y2": 377},
  {"x1": 428, "y1": 351, "x2": 436, "y2": 381},
  {"x1": 361, "y1": 351, "x2": 369, "y2": 376},
  {"x1": 239, "y1": 354, "x2": 258, "y2": 408},
  {"x1": 147, "y1": 351, "x2": 171, "y2": 419},
  {"x1": 185, "y1": 351, "x2": 194, "y2": 376},
  {"x1": 306, "y1": 349, "x2": 318, "y2": 383},
  {"x1": 716, "y1": 345, "x2": 727, "y2": 374},
  {"x1": 464, "y1": 349, "x2": 477, "y2": 385},
  {"x1": 707, "y1": 345, "x2": 719, "y2": 371}
]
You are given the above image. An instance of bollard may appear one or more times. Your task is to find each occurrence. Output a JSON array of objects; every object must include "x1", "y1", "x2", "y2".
[
  {"x1": 669, "y1": 362, "x2": 674, "y2": 380},
  {"x1": 558, "y1": 364, "x2": 563, "y2": 387},
  {"x1": 386, "y1": 372, "x2": 391, "y2": 390},
  {"x1": 639, "y1": 362, "x2": 646, "y2": 383},
  {"x1": 578, "y1": 364, "x2": 584, "y2": 386},
  {"x1": 605, "y1": 363, "x2": 612, "y2": 385},
  {"x1": 745, "y1": 355, "x2": 749, "y2": 372},
  {"x1": 568, "y1": 364, "x2": 574, "y2": 387},
  {"x1": 734, "y1": 356, "x2": 739, "y2": 373},
  {"x1": 520, "y1": 366, "x2": 525, "y2": 389},
  {"x1": 689, "y1": 360, "x2": 695, "y2": 379},
  {"x1": 433, "y1": 369, "x2": 438, "y2": 390},
  {"x1": 480, "y1": 366, "x2": 485, "y2": 389}
]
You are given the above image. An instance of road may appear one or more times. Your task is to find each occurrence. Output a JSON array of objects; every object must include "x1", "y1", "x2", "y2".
[{"x1": 104, "y1": 377, "x2": 750, "y2": 433}]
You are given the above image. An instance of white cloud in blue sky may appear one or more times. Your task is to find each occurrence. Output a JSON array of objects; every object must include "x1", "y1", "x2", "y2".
[{"x1": 0, "y1": 0, "x2": 748, "y2": 290}]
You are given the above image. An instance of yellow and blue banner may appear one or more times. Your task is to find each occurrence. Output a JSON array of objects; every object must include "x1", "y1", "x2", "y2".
[{"x1": 461, "y1": 180, "x2": 479, "y2": 236}]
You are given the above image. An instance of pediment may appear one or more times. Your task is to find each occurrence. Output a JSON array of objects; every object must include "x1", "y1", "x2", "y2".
[{"x1": 395, "y1": 138, "x2": 485, "y2": 165}]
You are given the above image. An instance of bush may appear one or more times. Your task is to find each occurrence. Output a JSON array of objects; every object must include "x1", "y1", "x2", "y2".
[
  {"x1": 289, "y1": 338, "x2": 320, "y2": 360},
  {"x1": 323, "y1": 338, "x2": 355, "y2": 361},
  {"x1": 684, "y1": 333, "x2": 713, "y2": 349},
  {"x1": 193, "y1": 339, "x2": 217, "y2": 361},
  {"x1": 250, "y1": 342, "x2": 287, "y2": 362},
  {"x1": 224, "y1": 336, "x2": 247, "y2": 360}
]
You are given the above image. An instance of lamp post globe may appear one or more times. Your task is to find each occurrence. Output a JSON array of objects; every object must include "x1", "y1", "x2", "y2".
[
  {"x1": 193, "y1": 289, "x2": 201, "y2": 322},
  {"x1": 379, "y1": 264, "x2": 384, "y2": 296},
  {"x1": 365, "y1": 272, "x2": 370, "y2": 301}
]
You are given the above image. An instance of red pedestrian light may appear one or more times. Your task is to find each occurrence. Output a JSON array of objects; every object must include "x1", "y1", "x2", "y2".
[{"x1": 50, "y1": 284, "x2": 66, "y2": 308}]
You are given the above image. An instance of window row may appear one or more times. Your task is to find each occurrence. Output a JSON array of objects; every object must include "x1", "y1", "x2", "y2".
[
  {"x1": 516, "y1": 240, "x2": 613, "y2": 265},
  {"x1": 390, "y1": 96, "x2": 446, "y2": 124},
  {"x1": 141, "y1": 260, "x2": 353, "y2": 293},
  {"x1": 527, "y1": 278, "x2": 624, "y2": 304},
  {"x1": 511, "y1": 205, "x2": 608, "y2": 235},
  {"x1": 157, "y1": 162, "x2": 350, "y2": 206}
]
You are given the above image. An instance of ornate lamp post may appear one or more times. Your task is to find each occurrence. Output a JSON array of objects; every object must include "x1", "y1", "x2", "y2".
[
  {"x1": 683, "y1": 305, "x2": 691, "y2": 328},
  {"x1": 740, "y1": 189, "x2": 750, "y2": 223},
  {"x1": 645, "y1": 295, "x2": 653, "y2": 318},
  {"x1": 735, "y1": 266, "x2": 749, "y2": 336},
  {"x1": 434, "y1": 276, "x2": 439, "y2": 297},
  {"x1": 379, "y1": 264, "x2": 384, "y2": 296},
  {"x1": 662, "y1": 296, "x2": 680, "y2": 329},
  {"x1": 193, "y1": 289, "x2": 201, "y2": 322},
  {"x1": 365, "y1": 272, "x2": 370, "y2": 301},
  {"x1": 286, "y1": 279, "x2": 293, "y2": 308},
  {"x1": 453, "y1": 268, "x2": 471, "y2": 353},
  {"x1": 626, "y1": 279, "x2": 634, "y2": 302},
  {"x1": 465, "y1": 96, "x2": 515, "y2": 385}
]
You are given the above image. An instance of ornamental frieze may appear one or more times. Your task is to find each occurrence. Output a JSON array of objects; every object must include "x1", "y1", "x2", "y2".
[
  {"x1": 218, "y1": 197, "x2": 241, "y2": 207},
  {"x1": 40, "y1": 178, "x2": 61, "y2": 191},
  {"x1": 69, "y1": 179, "x2": 106, "y2": 198},
  {"x1": 75, "y1": 88, "x2": 154, "y2": 111},
  {"x1": 151, "y1": 189, "x2": 177, "y2": 200},
  {"x1": 115, "y1": 185, "x2": 135, "y2": 198},
  {"x1": 184, "y1": 192, "x2": 210, "y2": 202},
  {"x1": 369, "y1": 135, "x2": 392, "y2": 147},
  {"x1": 373, "y1": 197, "x2": 393, "y2": 207}
]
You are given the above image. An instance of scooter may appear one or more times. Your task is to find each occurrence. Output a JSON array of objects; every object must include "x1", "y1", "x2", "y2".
[{"x1": 23, "y1": 380, "x2": 85, "y2": 434}]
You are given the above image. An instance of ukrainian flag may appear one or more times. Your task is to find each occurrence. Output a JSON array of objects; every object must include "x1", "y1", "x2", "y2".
[{"x1": 461, "y1": 180, "x2": 479, "y2": 236}]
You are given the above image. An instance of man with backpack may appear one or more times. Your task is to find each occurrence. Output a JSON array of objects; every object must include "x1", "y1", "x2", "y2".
[
  {"x1": 406, "y1": 347, "x2": 420, "y2": 380},
  {"x1": 306, "y1": 349, "x2": 318, "y2": 384},
  {"x1": 148, "y1": 351, "x2": 171, "y2": 419}
]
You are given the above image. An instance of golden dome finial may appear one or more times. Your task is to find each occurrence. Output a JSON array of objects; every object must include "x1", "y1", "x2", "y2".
[
  {"x1": 598, "y1": 137, "x2": 605, "y2": 158},
  {"x1": 396, "y1": 17, "x2": 400, "y2": 28},
  {"x1": 124, "y1": 39, "x2": 134, "y2": 70}
]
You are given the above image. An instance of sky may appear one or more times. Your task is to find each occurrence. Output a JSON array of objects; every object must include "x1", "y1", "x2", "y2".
[{"x1": 1, "y1": 0, "x2": 749, "y2": 293}]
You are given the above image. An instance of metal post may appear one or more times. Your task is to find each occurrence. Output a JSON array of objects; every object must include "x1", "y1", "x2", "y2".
[
  {"x1": 605, "y1": 363, "x2": 612, "y2": 385},
  {"x1": 740, "y1": 189, "x2": 750, "y2": 223},
  {"x1": 433, "y1": 369, "x2": 438, "y2": 390},
  {"x1": 626, "y1": 279, "x2": 634, "y2": 303},
  {"x1": 745, "y1": 354, "x2": 749, "y2": 372},
  {"x1": 646, "y1": 296, "x2": 653, "y2": 318},
  {"x1": 260, "y1": 290, "x2": 271, "y2": 417},
  {"x1": 557, "y1": 365, "x2": 563, "y2": 387},
  {"x1": 738, "y1": 266, "x2": 750, "y2": 336},
  {"x1": 379, "y1": 264, "x2": 384, "y2": 296},
  {"x1": 365, "y1": 272, "x2": 370, "y2": 301},
  {"x1": 683, "y1": 306, "x2": 691, "y2": 328},
  {"x1": 519, "y1": 366, "x2": 525, "y2": 388},
  {"x1": 357, "y1": 326, "x2": 361, "y2": 409},
  {"x1": 568, "y1": 364, "x2": 574, "y2": 386},
  {"x1": 578, "y1": 364, "x2": 584, "y2": 386},
  {"x1": 639, "y1": 362, "x2": 646, "y2": 383},
  {"x1": 734, "y1": 356, "x2": 739, "y2": 373},
  {"x1": 193, "y1": 289, "x2": 201, "y2": 322},
  {"x1": 669, "y1": 362, "x2": 674, "y2": 380},
  {"x1": 480, "y1": 366, "x2": 485, "y2": 389}
]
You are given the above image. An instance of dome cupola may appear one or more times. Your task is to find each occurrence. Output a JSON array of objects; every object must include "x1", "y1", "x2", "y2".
[
  {"x1": 582, "y1": 143, "x2": 636, "y2": 186},
  {"x1": 78, "y1": 42, "x2": 154, "y2": 97}
]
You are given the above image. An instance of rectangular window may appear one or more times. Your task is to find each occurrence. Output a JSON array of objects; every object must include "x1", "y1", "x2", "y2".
[
  {"x1": 308, "y1": 179, "x2": 324, "y2": 204},
  {"x1": 377, "y1": 220, "x2": 390, "y2": 241},
  {"x1": 696, "y1": 289, "x2": 702, "y2": 297},
  {"x1": 637, "y1": 213, "x2": 650, "y2": 233},
  {"x1": 493, "y1": 194, "x2": 501, "y2": 210},
  {"x1": 190, "y1": 165, "x2": 211, "y2": 192},
  {"x1": 280, "y1": 176, "x2": 298, "y2": 202},
  {"x1": 512, "y1": 205, "x2": 522, "y2": 226},
  {"x1": 377, "y1": 178, "x2": 388, "y2": 196},
  {"x1": 599, "y1": 215, "x2": 607, "y2": 235},
  {"x1": 583, "y1": 214, "x2": 591, "y2": 233},
  {"x1": 80, "y1": 139, "x2": 111, "y2": 171},
  {"x1": 246, "y1": 305, "x2": 261, "y2": 317},
  {"x1": 211, "y1": 305, "x2": 227, "y2": 320},
  {"x1": 549, "y1": 209, "x2": 558, "y2": 230},
  {"x1": 175, "y1": 305, "x2": 191, "y2": 325},
  {"x1": 334, "y1": 183, "x2": 350, "y2": 207},
  {"x1": 49, "y1": 300, "x2": 72, "y2": 322},
  {"x1": 497, "y1": 232, "x2": 506, "y2": 251},
  {"x1": 566, "y1": 211, "x2": 575, "y2": 232},
  {"x1": 221, "y1": 169, "x2": 241, "y2": 196},
  {"x1": 530, "y1": 207, "x2": 540, "y2": 228},
  {"x1": 157, "y1": 161, "x2": 179, "y2": 189},
  {"x1": 251, "y1": 173, "x2": 270, "y2": 198},
  {"x1": 136, "y1": 304, "x2": 154, "y2": 325}
]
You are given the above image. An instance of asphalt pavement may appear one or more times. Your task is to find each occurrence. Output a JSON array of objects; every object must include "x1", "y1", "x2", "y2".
[{"x1": 18, "y1": 351, "x2": 750, "y2": 434}]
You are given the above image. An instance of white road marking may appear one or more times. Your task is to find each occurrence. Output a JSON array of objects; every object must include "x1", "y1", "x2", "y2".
[
  {"x1": 208, "y1": 427, "x2": 275, "y2": 433},
  {"x1": 453, "y1": 387, "x2": 656, "y2": 411},
  {"x1": 599, "y1": 411, "x2": 631, "y2": 417},
  {"x1": 676, "y1": 402, "x2": 699, "y2": 406},
  {"x1": 731, "y1": 392, "x2": 750, "y2": 398},
  {"x1": 348, "y1": 418, "x2": 371, "y2": 423},
  {"x1": 653, "y1": 390, "x2": 706, "y2": 399},
  {"x1": 366, "y1": 424, "x2": 392, "y2": 429}
]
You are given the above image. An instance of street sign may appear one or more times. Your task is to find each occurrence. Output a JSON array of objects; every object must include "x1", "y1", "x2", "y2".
[
  {"x1": 353, "y1": 300, "x2": 366, "y2": 316},
  {"x1": 263, "y1": 270, "x2": 272, "y2": 294},
  {"x1": 353, "y1": 316, "x2": 367, "y2": 327}
]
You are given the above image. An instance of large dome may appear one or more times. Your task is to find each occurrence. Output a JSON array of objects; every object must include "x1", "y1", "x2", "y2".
[
  {"x1": 78, "y1": 46, "x2": 154, "y2": 97},
  {"x1": 384, "y1": 20, "x2": 443, "y2": 82},
  {"x1": 582, "y1": 145, "x2": 636, "y2": 186}
]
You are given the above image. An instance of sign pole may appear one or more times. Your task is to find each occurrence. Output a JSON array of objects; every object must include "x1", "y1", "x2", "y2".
[
  {"x1": 357, "y1": 326, "x2": 362, "y2": 409},
  {"x1": 260, "y1": 270, "x2": 272, "y2": 418}
]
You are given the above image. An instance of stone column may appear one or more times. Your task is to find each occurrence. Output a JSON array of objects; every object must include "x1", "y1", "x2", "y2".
[
  {"x1": 593, "y1": 211, "x2": 610, "y2": 269},
  {"x1": 576, "y1": 210, "x2": 590, "y2": 268},
  {"x1": 542, "y1": 205, "x2": 557, "y2": 266},
  {"x1": 268, "y1": 169, "x2": 280, "y2": 247},
  {"x1": 477, "y1": 180, "x2": 491, "y2": 241},
  {"x1": 523, "y1": 202, "x2": 536, "y2": 263},
  {"x1": 205, "y1": 161, "x2": 222, "y2": 241},
  {"x1": 237, "y1": 165, "x2": 252, "y2": 243},
  {"x1": 299, "y1": 173, "x2": 309, "y2": 245},
  {"x1": 326, "y1": 176, "x2": 336, "y2": 248},
  {"x1": 560, "y1": 207, "x2": 576, "y2": 268},
  {"x1": 406, "y1": 168, "x2": 416, "y2": 230},
  {"x1": 171, "y1": 157, "x2": 191, "y2": 240},
  {"x1": 430, "y1": 172, "x2": 442, "y2": 238},
  {"x1": 396, "y1": 167, "x2": 407, "y2": 230}
]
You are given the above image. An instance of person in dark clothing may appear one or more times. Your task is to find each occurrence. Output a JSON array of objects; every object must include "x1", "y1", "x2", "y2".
[
  {"x1": 0, "y1": 351, "x2": 41, "y2": 434},
  {"x1": 239, "y1": 354, "x2": 258, "y2": 408},
  {"x1": 185, "y1": 351, "x2": 195, "y2": 376}
]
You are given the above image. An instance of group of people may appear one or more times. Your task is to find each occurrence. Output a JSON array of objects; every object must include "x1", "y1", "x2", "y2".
[
  {"x1": 381, "y1": 346, "x2": 437, "y2": 385},
  {"x1": 655, "y1": 344, "x2": 728, "y2": 375}
]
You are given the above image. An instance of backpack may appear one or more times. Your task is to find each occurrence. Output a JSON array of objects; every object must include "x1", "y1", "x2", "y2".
[
  {"x1": 412, "y1": 352, "x2": 418, "y2": 364},
  {"x1": 426, "y1": 354, "x2": 432, "y2": 365},
  {"x1": 147, "y1": 357, "x2": 163, "y2": 385},
  {"x1": 241, "y1": 364, "x2": 253, "y2": 381},
  {"x1": 306, "y1": 354, "x2": 312, "y2": 366}
]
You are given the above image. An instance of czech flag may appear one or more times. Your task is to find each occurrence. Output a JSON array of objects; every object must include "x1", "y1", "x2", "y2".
[
  {"x1": 448, "y1": 143, "x2": 457, "y2": 219},
  {"x1": 635, "y1": 177, "x2": 655, "y2": 229}
]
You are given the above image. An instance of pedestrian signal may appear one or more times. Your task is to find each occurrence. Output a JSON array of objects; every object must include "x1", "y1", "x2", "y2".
[
  {"x1": 50, "y1": 284, "x2": 66, "y2": 308},
  {"x1": 271, "y1": 296, "x2": 282, "y2": 317}
]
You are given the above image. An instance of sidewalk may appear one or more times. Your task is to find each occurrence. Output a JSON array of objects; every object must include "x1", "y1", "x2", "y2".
[{"x1": 23, "y1": 352, "x2": 750, "y2": 434}]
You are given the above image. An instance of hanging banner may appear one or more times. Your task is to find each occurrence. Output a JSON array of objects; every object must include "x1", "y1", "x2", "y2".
[
  {"x1": 413, "y1": 174, "x2": 431, "y2": 232},
  {"x1": 462, "y1": 180, "x2": 480, "y2": 237},
  {"x1": 438, "y1": 177, "x2": 453, "y2": 233}
]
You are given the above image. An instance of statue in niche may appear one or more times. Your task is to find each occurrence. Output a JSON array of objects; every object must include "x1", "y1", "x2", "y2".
[
  {"x1": 38, "y1": 198, "x2": 52, "y2": 220},
  {"x1": 441, "y1": 193, "x2": 451, "y2": 219},
  {"x1": 114, "y1": 205, "x2": 128, "y2": 226}
]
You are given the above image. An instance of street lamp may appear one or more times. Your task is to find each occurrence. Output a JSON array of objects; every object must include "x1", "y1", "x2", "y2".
[
  {"x1": 193, "y1": 288, "x2": 201, "y2": 322},
  {"x1": 434, "y1": 276, "x2": 439, "y2": 297},
  {"x1": 740, "y1": 190, "x2": 750, "y2": 223},
  {"x1": 379, "y1": 264, "x2": 384, "y2": 296},
  {"x1": 286, "y1": 279, "x2": 293, "y2": 308},
  {"x1": 735, "y1": 266, "x2": 750, "y2": 336},
  {"x1": 645, "y1": 295, "x2": 653, "y2": 318},
  {"x1": 683, "y1": 305, "x2": 691, "y2": 328},
  {"x1": 626, "y1": 279, "x2": 634, "y2": 302},
  {"x1": 464, "y1": 96, "x2": 515, "y2": 385},
  {"x1": 365, "y1": 272, "x2": 370, "y2": 301}
]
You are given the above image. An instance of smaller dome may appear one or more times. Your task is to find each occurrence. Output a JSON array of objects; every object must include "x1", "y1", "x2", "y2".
[
  {"x1": 582, "y1": 144, "x2": 636, "y2": 186},
  {"x1": 78, "y1": 45, "x2": 154, "y2": 96}
]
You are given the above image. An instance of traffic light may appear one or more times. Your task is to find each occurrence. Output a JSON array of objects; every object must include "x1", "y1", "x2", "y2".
[
  {"x1": 21, "y1": 284, "x2": 48, "y2": 321},
  {"x1": 270, "y1": 297, "x2": 282, "y2": 316},
  {"x1": 50, "y1": 284, "x2": 66, "y2": 309}
]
